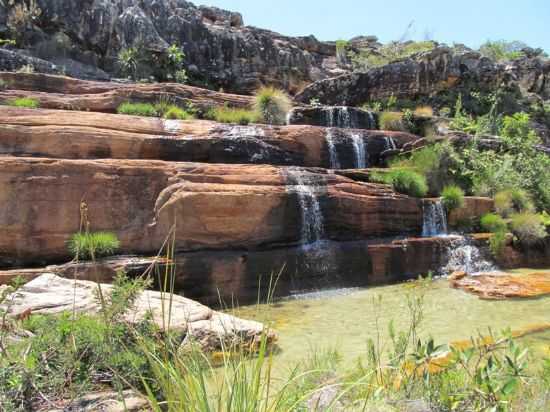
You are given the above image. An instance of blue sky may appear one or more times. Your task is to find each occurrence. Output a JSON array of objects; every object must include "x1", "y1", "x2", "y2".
[{"x1": 201, "y1": 0, "x2": 549, "y2": 52}]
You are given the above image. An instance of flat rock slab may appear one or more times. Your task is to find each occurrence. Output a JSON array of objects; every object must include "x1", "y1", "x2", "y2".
[
  {"x1": 1, "y1": 273, "x2": 275, "y2": 351},
  {"x1": 45, "y1": 390, "x2": 148, "y2": 412},
  {"x1": 450, "y1": 271, "x2": 550, "y2": 299}
]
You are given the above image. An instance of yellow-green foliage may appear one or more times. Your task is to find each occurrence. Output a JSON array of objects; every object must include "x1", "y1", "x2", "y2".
[
  {"x1": 253, "y1": 87, "x2": 292, "y2": 125},
  {"x1": 7, "y1": 97, "x2": 39, "y2": 108},
  {"x1": 351, "y1": 41, "x2": 436, "y2": 69},
  {"x1": 379, "y1": 111, "x2": 405, "y2": 131},
  {"x1": 117, "y1": 102, "x2": 158, "y2": 117},
  {"x1": 67, "y1": 231, "x2": 120, "y2": 260},
  {"x1": 480, "y1": 213, "x2": 508, "y2": 233},
  {"x1": 494, "y1": 189, "x2": 534, "y2": 217},
  {"x1": 374, "y1": 169, "x2": 428, "y2": 198},
  {"x1": 206, "y1": 106, "x2": 260, "y2": 125},
  {"x1": 441, "y1": 185, "x2": 465, "y2": 211},
  {"x1": 510, "y1": 213, "x2": 547, "y2": 245},
  {"x1": 163, "y1": 105, "x2": 194, "y2": 120},
  {"x1": 414, "y1": 106, "x2": 434, "y2": 117}
]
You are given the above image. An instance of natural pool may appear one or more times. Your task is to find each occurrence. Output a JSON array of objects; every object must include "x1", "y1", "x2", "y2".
[{"x1": 230, "y1": 269, "x2": 550, "y2": 369}]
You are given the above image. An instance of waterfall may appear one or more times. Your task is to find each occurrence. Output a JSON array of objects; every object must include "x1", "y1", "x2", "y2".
[
  {"x1": 443, "y1": 237, "x2": 496, "y2": 274},
  {"x1": 384, "y1": 136, "x2": 397, "y2": 151},
  {"x1": 324, "y1": 107, "x2": 353, "y2": 129},
  {"x1": 422, "y1": 200, "x2": 448, "y2": 237},
  {"x1": 286, "y1": 168, "x2": 325, "y2": 244},
  {"x1": 325, "y1": 128, "x2": 341, "y2": 169},
  {"x1": 366, "y1": 111, "x2": 377, "y2": 130},
  {"x1": 350, "y1": 133, "x2": 367, "y2": 169}
]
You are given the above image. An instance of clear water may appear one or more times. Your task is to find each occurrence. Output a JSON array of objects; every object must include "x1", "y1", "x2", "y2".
[
  {"x1": 232, "y1": 273, "x2": 550, "y2": 368},
  {"x1": 350, "y1": 133, "x2": 367, "y2": 169},
  {"x1": 422, "y1": 200, "x2": 448, "y2": 237},
  {"x1": 325, "y1": 128, "x2": 341, "y2": 169}
]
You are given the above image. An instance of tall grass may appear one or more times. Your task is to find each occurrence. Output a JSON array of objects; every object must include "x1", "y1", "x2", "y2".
[
  {"x1": 206, "y1": 106, "x2": 260, "y2": 125},
  {"x1": 253, "y1": 87, "x2": 292, "y2": 125},
  {"x1": 67, "y1": 231, "x2": 120, "y2": 260}
]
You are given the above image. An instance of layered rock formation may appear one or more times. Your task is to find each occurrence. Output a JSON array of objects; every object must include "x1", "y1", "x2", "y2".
[
  {"x1": 0, "y1": 157, "x2": 423, "y2": 267},
  {"x1": 296, "y1": 47, "x2": 550, "y2": 108},
  {"x1": 0, "y1": 0, "x2": 344, "y2": 92},
  {"x1": 0, "y1": 106, "x2": 418, "y2": 167}
]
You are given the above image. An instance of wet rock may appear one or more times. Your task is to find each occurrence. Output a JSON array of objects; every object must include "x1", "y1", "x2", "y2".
[
  {"x1": 0, "y1": 156, "x2": 422, "y2": 267},
  {"x1": 450, "y1": 271, "x2": 550, "y2": 299},
  {"x1": 0, "y1": 48, "x2": 60, "y2": 74},
  {"x1": 1, "y1": 273, "x2": 275, "y2": 351},
  {"x1": 287, "y1": 106, "x2": 378, "y2": 129},
  {"x1": 0, "y1": 106, "x2": 420, "y2": 168}
]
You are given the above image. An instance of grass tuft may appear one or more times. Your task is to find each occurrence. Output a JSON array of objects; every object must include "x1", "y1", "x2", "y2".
[
  {"x1": 253, "y1": 86, "x2": 292, "y2": 125},
  {"x1": 117, "y1": 102, "x2": 158, "y2": 117},
  {"x1": 7, "y1": 97, "x2": 40, "y2": 109},
  {"x1": 67, "y1": 231, "x2": 120, "y2": 260}
]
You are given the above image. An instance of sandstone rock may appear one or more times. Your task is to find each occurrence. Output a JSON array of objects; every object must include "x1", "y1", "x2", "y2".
[
  {"x1": 0, "y1": 72, "x2": 253, "y2": 113},
  {"x1": 0, "y1": 157, "x2": 423, "y2": 267},
  {"x1": 0, "y1": 48, "x2": 60, "y2": 74},
  {"x1": 450, "y1": 271, "x2": 550, "y2": 300},
  {"x1": 0, "y1": 106, "x2": 421, "y2": 168},
  {"x1": 0, "y1": 0, "x2": 344, "y2": 92},
  {"x1": 1, "y1": 273, "x2": 274, "y2": 351}
]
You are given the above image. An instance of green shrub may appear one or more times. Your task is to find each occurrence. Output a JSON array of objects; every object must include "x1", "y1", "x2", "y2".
[
  {"x1": 379, "y1": 111, "x2": 405, "y2": 131},
  {"x1": 479, "y1": 40, "x2": 527, "y2": 62},
  {"x1": 494, "y1": 189, "x2": 534, "y2": 217},
  {"x1": 480, "y1": 213, "x2": 508, "y2": 233},
  {"x1": 163, "y1": 105, "x2": 193, "y2": 120},
  {"x1": 7, "y1": 97, "x2": 39, "y2": 108},
  {"x1": 441, "y1": 185, "x2": 465, "y2": 212},
  {"x1": 382, "y1": 169, "x2": 428, "y2": 198},
  {"x1": 117, "y1": 47, "x2": 140, "y2": 80},
  {"x1": 206, "y1": 106, "x2": 259, "y2": 125},
  {"x1": 253, "y1": 87, "x2": 291, "y2": 125},
  {"x1": 67, "y1": 231, "x2": 120, "y2": 260},
  {"x1": 489, "y1": 230, "x2": 508, "y2": 257},
  {"x1": 117, "y1": 102, "x2": 158, "y2": 117},
  {"x1": 510, "y1": 213, "x2": 547, "y2": 245}
]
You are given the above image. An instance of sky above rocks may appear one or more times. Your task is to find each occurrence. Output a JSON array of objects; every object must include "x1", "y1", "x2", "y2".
[{"x1": 202, "y1": 0, "x2": 549, "y2": 51}]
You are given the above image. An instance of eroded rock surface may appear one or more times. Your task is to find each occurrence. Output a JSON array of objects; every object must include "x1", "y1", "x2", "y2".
[
  {"x1": 450, "y1": 271, "x2": 550, "y2": 300},
  {"x1": 0, "y1": 157, "x2": 422, "y2": 267},
  {"x1": 1, "y1": 273, "x2": 275, "y2": 351},
  {"x1": 0, "y1": 1, "x2": 344, "y2": 92},
  {"x1": 0, "y1": 106, "x2": 420, "y2": 167}
]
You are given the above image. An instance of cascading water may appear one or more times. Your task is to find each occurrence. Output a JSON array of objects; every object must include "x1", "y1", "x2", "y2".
[
  {"x1": 422, "y1": 200, "x2": 448, "y2": 237},
  {"x1": 285, "y1": 168, "x2": 325, "y2": 244},
  {"x1": 350, "y1": 133, "x2": 367, "y2": 169},
  {"x1": 325, "y1": 128, "x2": 341, "y2": 169},
  {"x1": 384, "y1": 136, "x2": 397, "y2": 151},
  {"x1": 443, "y1": 237, "x2": 497, "y2": 274},
  {"x1": 324, "y1": 106, "x2": 353, "y2": 129}
]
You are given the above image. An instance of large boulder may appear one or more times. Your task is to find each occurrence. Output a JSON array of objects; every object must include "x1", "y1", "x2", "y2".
[
  {"x1": 0, "y1": 157, "x2": 422, "y2": 267},
  {"x1": 1, "y1": 273, "x2": 275, "y2": 351}
]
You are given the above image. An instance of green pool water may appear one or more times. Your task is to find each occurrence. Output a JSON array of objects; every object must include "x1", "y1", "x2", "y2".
[{"x1": 230, "y1": 270, "x2": 550, "y2": 369}]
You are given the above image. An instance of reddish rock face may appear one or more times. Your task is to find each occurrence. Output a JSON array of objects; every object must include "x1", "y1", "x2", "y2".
[
  {"x1": 0, "y1": 107, "x2": 420, "y2": 168},
  {"x1": 0, "y1": 157, "x2": 423, "y2": 267},
  {"x1": 0, "y1": 72, "x2": 253, "y2": 112},
  {"x1": 448, "y1": 197, "x2": 494, "y2": 228}
]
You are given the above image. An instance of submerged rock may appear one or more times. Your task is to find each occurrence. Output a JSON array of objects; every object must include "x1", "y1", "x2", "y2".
[
  {"x1": 1, "y1": 273, "x2": 275, "y2": 351},
  {"x1": 450, "y1": 271, "x2": 550, "y2": 299}
]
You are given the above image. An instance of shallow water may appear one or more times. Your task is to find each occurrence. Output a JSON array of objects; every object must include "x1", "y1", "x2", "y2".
[{"x1": 231, "y1": 270, "x2": 550, "y2": 368}]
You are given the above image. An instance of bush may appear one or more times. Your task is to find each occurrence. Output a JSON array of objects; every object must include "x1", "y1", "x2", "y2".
[
  {"x1": 379, "y1": 111, "x2": 405, "y2": 131},
  {"x1": 441, "y1": 185, "x2": 465, "y2": 212},
  {"x1": 510, "y1": 213, "x2": 547, "y2": 245},
  {"x1": 163, "y1": 105, "x2": 193, "y2": 120},
  {"x1": 489, "y1": 230, "x2": 508, "y2": 257},
  {"x1": 480, "y1": 213, "x2": 508, "y2": 233},
  {"x1": 383, "y1": 169, "x2": 428, "y2": 198},
  {"x1": 479, "y1": 40, "x2": 527, "y2": 62},
  {"x1": 117, "y1": 102, "x2": 158, "y2": 117},
  {"x1": 67, "y1": 231, "x2": 120, "y2": 260},
  {"x1": 7, "y1": 97, "x2": 39, "y2": 108},
  {"x1": 253, "y1": 87, "x2": 291, "y2": 125},
  {"x1": 494, "y1": 189, "x2": 534, "y2": 217},
  {"x1": 206, "y1": 106, "x2": 260, "y2": 125}
]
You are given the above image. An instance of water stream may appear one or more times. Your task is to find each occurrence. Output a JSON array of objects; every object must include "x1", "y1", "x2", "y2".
[
  {"x1": 422, "y1": 200, "x2": 448, "y2": 237},
  {"x1": 285, "y1": 168, "x2": 325, "y2": 244},
  {"x1": 350, "y1": 133, "x2": 367, "y2": 169},
  {"x1": 443, "y1": 237, "x2": 497, "y2": 274},
  {"x1": 232, "y1": 273, "x2": 550, "y2": 369},
  {"x1": 324, "y1": 129, "x2": 341, "y2": 169}
]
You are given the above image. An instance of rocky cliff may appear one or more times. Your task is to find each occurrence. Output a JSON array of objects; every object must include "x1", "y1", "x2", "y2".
[{"x1": 0, "y1": 0, "x2": 344, "y2": 92}]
